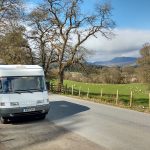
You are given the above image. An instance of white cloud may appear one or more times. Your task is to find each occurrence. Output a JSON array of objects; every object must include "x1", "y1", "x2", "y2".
[
  {"x1": 23, "y1": 2, "x2": 38, "y2": 13},
  {"x1": 83, "y1": 28, "x2": 150, "y2": 62}
]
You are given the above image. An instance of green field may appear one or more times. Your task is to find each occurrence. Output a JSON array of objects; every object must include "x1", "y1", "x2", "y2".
[
  {"x1": 62, "y1": 80, "x2": 149, "y2": 108},
  {"x1": 50, "y1": 79, "x2": 149, "y2": 109}
]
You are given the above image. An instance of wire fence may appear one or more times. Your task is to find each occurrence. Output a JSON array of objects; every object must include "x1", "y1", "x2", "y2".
[{"x1": 47, "y1": 83, "x2": 150, "y2": 111}]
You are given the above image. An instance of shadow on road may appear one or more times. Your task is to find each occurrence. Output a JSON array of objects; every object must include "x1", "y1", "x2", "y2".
[
  {"x1": 0, "y1": 100, "x2": 89, "y2": 125},
  {"x1": 48, "y1": 101, "x2": 90, "y2": 121},
  {"x1": 10, "y1": 116, "x2": 46, "y2": 125}
]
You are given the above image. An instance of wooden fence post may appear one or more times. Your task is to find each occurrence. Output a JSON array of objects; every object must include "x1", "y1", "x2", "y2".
[
  {"x1": 87, "y1": 88, "x2": 89, "y2": 98},
  {"x1": 49, "y1": 82, "x2": 51, "y2": 92},
  {"x1": 79, "y1": 86, "x2": 81, "y2": 97},
  {"x1": 116, "y1": 89, "x2": 119, "y2": 105},
  {"x1": 61, "y1": 85, "x2": 65, "y2": 94},
  {"x1": 130, "y1": 91, "x2": 133, "y2": 107},
  {"x1": 51, "y1": 83, "x2": 53, "y2": 92},
  {"x1": 65, "y1": 84, "x2": 67, "y2": 94},
  {"x1": 72, "y1": 85, "x2": 74, "y2": 95},
  {"x1": 100, "y1": 89, "x2": 103, "y2": 100},
  {"x1": 149, "y1": 93, "x2": 150, "y2": 110}
]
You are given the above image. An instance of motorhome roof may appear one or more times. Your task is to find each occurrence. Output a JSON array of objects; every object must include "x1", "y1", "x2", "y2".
[
  {"x1": 0, "y1": 65, "x2": 44, "y2": 76},
  {"x1": 0, "y1": 65, "x2": 42, "y2": 69}
]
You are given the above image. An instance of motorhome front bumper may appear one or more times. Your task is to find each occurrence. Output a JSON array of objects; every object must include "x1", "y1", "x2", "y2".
[{"x1": 0, "y1": 104, "x2": 50, "y2": 117}]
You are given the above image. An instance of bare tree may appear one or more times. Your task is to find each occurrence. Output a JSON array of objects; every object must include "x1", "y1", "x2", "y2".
[
  {"x1": 137, "y1": 43, "x2": 150, "y2": 83},
  {"x1": 27, "y1": 8, "x2": 58, "y2": 77},
  {"x1": 0, "y1": 0, "x2": 22, "y2": 34},
  {"x1": 42, "y1": 0, "x2": 115, "y2": 89}
]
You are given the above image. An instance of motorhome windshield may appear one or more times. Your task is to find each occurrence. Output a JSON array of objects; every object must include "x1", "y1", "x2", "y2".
[{"x1": 0, "y1": 76, "x2": 46, "y2": 93}]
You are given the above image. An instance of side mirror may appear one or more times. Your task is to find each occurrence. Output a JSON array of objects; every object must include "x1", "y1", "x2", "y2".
[
  {"x1": 46, "y1": 81, "x2": 50, "y2": 91},
  {"x1": 0, "y1": 81, "x2": 2, "y2": 89}
]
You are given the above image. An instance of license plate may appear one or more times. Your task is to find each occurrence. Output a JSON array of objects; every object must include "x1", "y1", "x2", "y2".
[{"x1": 23, "y1": 108, "x2": 35, "y2": 112}]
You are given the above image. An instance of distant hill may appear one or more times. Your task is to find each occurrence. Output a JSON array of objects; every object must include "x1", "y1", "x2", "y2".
[{"x1": 92, "y1": 57, "x2": 137, "y2": 66}]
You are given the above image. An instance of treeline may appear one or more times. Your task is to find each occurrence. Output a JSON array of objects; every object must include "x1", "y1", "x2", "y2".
[
  {"x1": 64, "y1": 65, "x2": 149, "y2": 84},
  {"x1": 64, "y1": 43, "x2": 150, "y2": 84},
  {"x1": 64, "y1": 66, "x2": 137, "y2": 84},
  {"x1": 0, "y1": 0, "x2": 115, "y2": 88},
  {"x1": 0, "y1": 0, "x2": 34, "y2": 64}
]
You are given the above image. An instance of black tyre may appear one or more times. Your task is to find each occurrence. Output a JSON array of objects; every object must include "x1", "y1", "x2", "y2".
[{"x1": 39, "y1": 114, "x2": 46, "y2": 120}]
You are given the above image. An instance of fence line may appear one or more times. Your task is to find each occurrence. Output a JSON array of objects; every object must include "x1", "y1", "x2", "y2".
[{"x1": 48, "y1": 83, "x2": 149, "y2": 109}]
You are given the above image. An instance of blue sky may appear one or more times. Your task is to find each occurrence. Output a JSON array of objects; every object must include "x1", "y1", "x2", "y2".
[
  {"x1": 110, "y1": 0, "x2": 150, "y2": 29},
  {"x1": 81, "y1": 0, "x2": 150, "y2": 29},
  {"x1": 25, "y1": 0, "x2": 150, "y2": 61}
]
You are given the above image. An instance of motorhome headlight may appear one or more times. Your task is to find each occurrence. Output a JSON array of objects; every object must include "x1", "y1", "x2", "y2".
[
  {"x1": 0, "y1": 102, "x2": 5, "y2": 106},
  {"x1": 37, "y1": 100, "x2": 44, "y2": 104},
  {"x1": 10, "y1": 102, "x2": 19, "y2": 106}
]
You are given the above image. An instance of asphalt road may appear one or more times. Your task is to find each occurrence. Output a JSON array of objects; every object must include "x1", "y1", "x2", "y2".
[
  {"x1": 48, "y1": 94, "x2": 150, "y2": 150},
  {"x1": 0, "y1": 95, "x2": 105, "y2": 150},
  {"x1": 1, "y1": 94, "x2": 150, "y2": 150},
  {"x1": 0, "y1": 117, "x2": 104, "y2": 150}
]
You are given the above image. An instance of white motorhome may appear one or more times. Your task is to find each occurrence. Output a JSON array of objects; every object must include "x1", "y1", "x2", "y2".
[{"x1": 0, "y1": 65, "x2": 50, "y2": 123}]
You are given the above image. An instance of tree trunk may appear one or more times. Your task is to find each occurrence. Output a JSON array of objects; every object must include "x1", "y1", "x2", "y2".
[
  {"x1": 57, "y1": 70, "x2": 64, "y2": 92},
  {"x1": 44, "y1": 69, "x2": 48, "y2": 79}
]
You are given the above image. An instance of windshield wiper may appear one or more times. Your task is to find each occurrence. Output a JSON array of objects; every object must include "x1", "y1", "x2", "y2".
[
  {"x1": 14, "y1": 90, "x2": 33, "y2": 93},
  {"x1": 13, "y1": 91, "x2": 21, "y2": 94}
]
